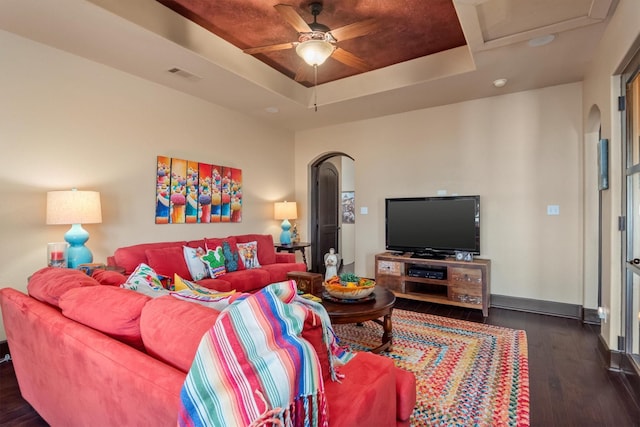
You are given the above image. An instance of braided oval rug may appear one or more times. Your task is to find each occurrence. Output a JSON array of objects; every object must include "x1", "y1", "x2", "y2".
[{"x1": 333, "y1": 309, "x2": 530, "y2": 426}]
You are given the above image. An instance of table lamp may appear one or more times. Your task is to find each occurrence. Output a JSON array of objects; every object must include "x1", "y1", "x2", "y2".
[
  {"x1": 274, "y1": 201, "x2": 297, "y2": 245},
  {"x1": 46, "y1": 189, "x2": 102, "y2": 268}
]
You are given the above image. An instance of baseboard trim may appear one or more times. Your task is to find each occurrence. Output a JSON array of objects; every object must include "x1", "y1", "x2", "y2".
[
  {"x1": 597, "y1": 334, "x2": 640, "y2": 410},
  {"x1": 597, "y1": 332, "x2": 622, "y2": 370},
  {"x1": 583, "y1": 308, "x2": 602, "y2": 325},
  {"x1": 490, "y1": 294, "x2": 582, "y2": 319}
]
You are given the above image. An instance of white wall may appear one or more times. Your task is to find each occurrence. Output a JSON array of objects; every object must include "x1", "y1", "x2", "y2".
[
  {"x1": 296, "y1": 83, "x2": 583, "y2": 305},
  {"x1": 0, "y1": 30, "x2": 296, "y2": 341}
]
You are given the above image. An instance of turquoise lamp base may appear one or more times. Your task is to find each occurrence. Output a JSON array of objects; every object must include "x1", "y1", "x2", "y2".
[
  {"x1": 279, "y1": 219, "x2": 292, "y2": 245},
  {"x1": 65, "y1": 223, "x2": 93, "y2": 268}
]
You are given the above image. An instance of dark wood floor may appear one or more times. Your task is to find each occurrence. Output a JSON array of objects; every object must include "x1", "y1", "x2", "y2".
[{"x1": 1, "y1": 299, "x2": 640, "y2": 426}]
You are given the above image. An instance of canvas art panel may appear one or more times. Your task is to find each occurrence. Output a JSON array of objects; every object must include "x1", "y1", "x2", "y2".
[{"x1": 156, "y1": 156, "x2": 242, "y2": 224}]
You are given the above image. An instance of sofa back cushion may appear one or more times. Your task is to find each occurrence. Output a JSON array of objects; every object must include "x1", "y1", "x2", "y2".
[
  {"x1": 113, "y1": 241, "x2": 186, "y2": 274},
  {"x1": 144, "y1": 246, "x2": 192, "y2": 280},
  {"x1": 27, "y1": 267, "x2": 98, "y2": 308},
  {"x1": 91, "y1": 269, "x2": 128, "y2": 286},
  {"x1": 235, "y1": 234, "x2": 277, "y2": 265},
  {"x1": 185, "y1": 239, "x2": 206, "y2": 249},
  {"x1": 58, "y1": 286, "x2": 150, "y2": 351},
  {"x1": 140, "y1": 295, "x2": 220, "y2": 372}
]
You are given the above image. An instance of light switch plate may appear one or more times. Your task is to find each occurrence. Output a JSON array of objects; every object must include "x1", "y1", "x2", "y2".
[
  {"x1": 360, "y1": 207, "x2": 368, "y2": 215},
  {"x1": 547, "y1": 205, "x2": 560, "y2": 215}
]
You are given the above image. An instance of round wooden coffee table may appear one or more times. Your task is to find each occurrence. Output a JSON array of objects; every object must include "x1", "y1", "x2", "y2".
[{"x1": 322, "y1": 286, "x2": 396, "y2": 353}]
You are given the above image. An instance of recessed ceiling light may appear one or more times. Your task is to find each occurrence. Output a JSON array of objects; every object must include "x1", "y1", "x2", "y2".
[
  {"x1": 493, "y1": 78, "x2": 508, "y2": 88},
  {"x1": 265, "y1": 106, "x2": 279, "y2": 114},
  {"x1": 528, "y1": 34, "x2": 555, "y2": 47}
]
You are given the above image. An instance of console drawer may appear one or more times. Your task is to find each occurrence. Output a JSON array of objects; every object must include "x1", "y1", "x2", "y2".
[
  {"x1": 450, "y1": 267, "x2": 482, "y2": 285},
  {"x1": 449, "y1": 283, "x2": 482, "y2": 305}
]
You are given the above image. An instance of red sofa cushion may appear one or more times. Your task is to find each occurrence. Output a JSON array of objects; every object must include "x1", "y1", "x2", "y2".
[
  {"x1": 140, "y1": 295, "x2": 220, "y2": 372},
  {"x1": 27, "y1": 267, "x2": 98, "y2": 308},
  {"x1": 185, "y1": 239, "x2": 206, "y2": 249},
  {"x1": 113, "y1": 241, "x2": 186, "y2": 274},
  {"x1": 58, "y1": 286, "x2": 150, "y2": 351},
  {"x1": 145, "y1": 246, "x2": 192, "y2": 280},
  {"x1": 195, "y1": 277, "x2": 234, "y2": 292},
  {"x1": 91, "y1": 269, "x2": 128, "y2": 286},
  {"x1": 396, "y1": 367, "x2": 417, "y2": 421},
  {"x1": 219, "y1": 268, "x2": 271, "y2": 293},
  {"x1": 236, "y1": 234, "x2": 277, "y2": 265},
  {"x1": 301, "y1": 311, "x2": 331, "y2": 381},
  {"x1": 261, "y1": 263, "x2": 306, "y2": 283},
  {"x1": 324, "y1": 352, "x2": 397, "y2": 426}
]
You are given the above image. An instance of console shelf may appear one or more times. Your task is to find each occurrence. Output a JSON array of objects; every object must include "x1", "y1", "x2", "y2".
[{"x1": 375, "y1": 252, "x2": 491, "y2": 317}]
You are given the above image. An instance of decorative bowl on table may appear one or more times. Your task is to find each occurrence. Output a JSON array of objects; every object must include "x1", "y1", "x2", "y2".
[{"x1": 324, "y1": 274, "x2": 375, "y2": 300}]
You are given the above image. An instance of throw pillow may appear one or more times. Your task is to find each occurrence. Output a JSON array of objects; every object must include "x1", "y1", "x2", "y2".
[
  {"x1": 171, "y1": 288, "x2": 240, "y2": 311},
  {"x1": 121, "y1": 263, "x2": 170, "y2": 298},
  {"x1": 200, "y1": 246, "x2": 226, "y2": 278},
  {"x1": 236, "y1": 241, "x2": 261, "y2": 269},
  {"x1": 183, "y1": 246, "x2": 210, "y2": 281},
  {"x1": 173, "y1": 273, "x2": 233, "y2": 296},
  {"x1": 172, "y1": 273, "x2": 238, "y2": 311},
  {"x1": 205, "y1": 237, "x2": 244, "y2": 272}
]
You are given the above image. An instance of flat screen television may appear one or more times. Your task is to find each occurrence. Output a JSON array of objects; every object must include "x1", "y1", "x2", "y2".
[{"x1": 385, "y1": 195, "x2": 480, "y2": 258}]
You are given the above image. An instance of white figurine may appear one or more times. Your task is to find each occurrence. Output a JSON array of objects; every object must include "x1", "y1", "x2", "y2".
[{"x1": 324, "y1": 248, "x2": 341, "y2": 281}]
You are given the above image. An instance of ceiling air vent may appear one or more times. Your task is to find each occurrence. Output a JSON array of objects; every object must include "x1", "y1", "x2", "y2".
[{"x1": 167, "y1": 67, "x2": 202, "y2": 82}]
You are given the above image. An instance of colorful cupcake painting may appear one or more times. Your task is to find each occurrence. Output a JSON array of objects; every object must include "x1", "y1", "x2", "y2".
[{"x1": 156, "y1": 156, "x2": 242, "y2": 224}]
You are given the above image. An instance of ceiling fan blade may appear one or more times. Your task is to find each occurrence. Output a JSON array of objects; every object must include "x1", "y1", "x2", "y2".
[
  {"x1": 331, "y1": 48, "x2": 372, "y2": 72},
  {"x1": 329, "y1": 18, "x2": 379, "y2": 41},
  {"x1": 243, "y1": 42, "x2": 296, "y2": 55},
  {"x1": 274, "y1": 4, "x2": 312, "y2": 33}
]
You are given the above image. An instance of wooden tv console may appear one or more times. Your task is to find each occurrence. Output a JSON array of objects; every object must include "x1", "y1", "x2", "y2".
[{"x1": 374, "y1": 252, "x2": 491, "y2": 317}]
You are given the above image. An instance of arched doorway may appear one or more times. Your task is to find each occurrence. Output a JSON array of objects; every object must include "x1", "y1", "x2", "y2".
[{"x1": 309, "y1": 152, "x2": 355, "y2": 275}]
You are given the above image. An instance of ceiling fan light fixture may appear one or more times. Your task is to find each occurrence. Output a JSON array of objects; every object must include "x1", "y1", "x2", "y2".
[{"x1": 296, "y1": 39, "x2": 335, "y2": 66}]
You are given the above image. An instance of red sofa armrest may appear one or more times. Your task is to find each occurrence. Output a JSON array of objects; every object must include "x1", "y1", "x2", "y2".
[
  {"x1": 107, "y1": 256, "x2": 117, "y2": 267},
  {"x1": 275, "y1": 252, "x2": 296, "y2": 263}
]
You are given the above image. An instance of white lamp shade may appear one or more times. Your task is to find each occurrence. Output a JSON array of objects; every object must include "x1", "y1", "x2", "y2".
[
  {"x1": 46, "y1": 190, "x2": 102, "y2": 225},
  {"x1": 274, "y1": 201, "x2": 298, "y2": 220},
  {"x1": 296, "y1": 39, "x2": 335, "y2": 66}
]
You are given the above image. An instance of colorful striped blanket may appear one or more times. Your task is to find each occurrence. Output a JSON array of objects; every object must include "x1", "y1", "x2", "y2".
[{"x1": 177, "y1": 280, "x2": 353, "y2": 427}]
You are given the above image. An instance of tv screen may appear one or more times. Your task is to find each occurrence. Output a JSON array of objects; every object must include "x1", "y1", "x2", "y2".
[{"x1": 385, "y1": 196, "x2": 480, "y2": 257}]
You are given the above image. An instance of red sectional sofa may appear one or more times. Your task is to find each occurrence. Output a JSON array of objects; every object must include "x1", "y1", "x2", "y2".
[
  {"x1": 0, "y1": 268, "x2": 417, "y2": 426},
  {"x1": 108, "y1": 234, "x2": 306, "y2": 293}
]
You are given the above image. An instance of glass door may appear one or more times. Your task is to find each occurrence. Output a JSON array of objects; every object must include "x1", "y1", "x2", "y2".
[{"x1": 623, "y1": 51, "x2": 640, "y2": 367}]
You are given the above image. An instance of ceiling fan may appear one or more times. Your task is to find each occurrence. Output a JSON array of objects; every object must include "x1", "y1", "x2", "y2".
[{"x1": 243, "y1": 2, "x2": 378, "y2": 82}]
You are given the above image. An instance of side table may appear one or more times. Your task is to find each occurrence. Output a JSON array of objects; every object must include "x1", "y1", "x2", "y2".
[
  {"x1": 287, "y1": 271, "x2": 323, "y2": 296},
  {"x1": 275, "y1": 242, "x2": 311, "y2": 270}
]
